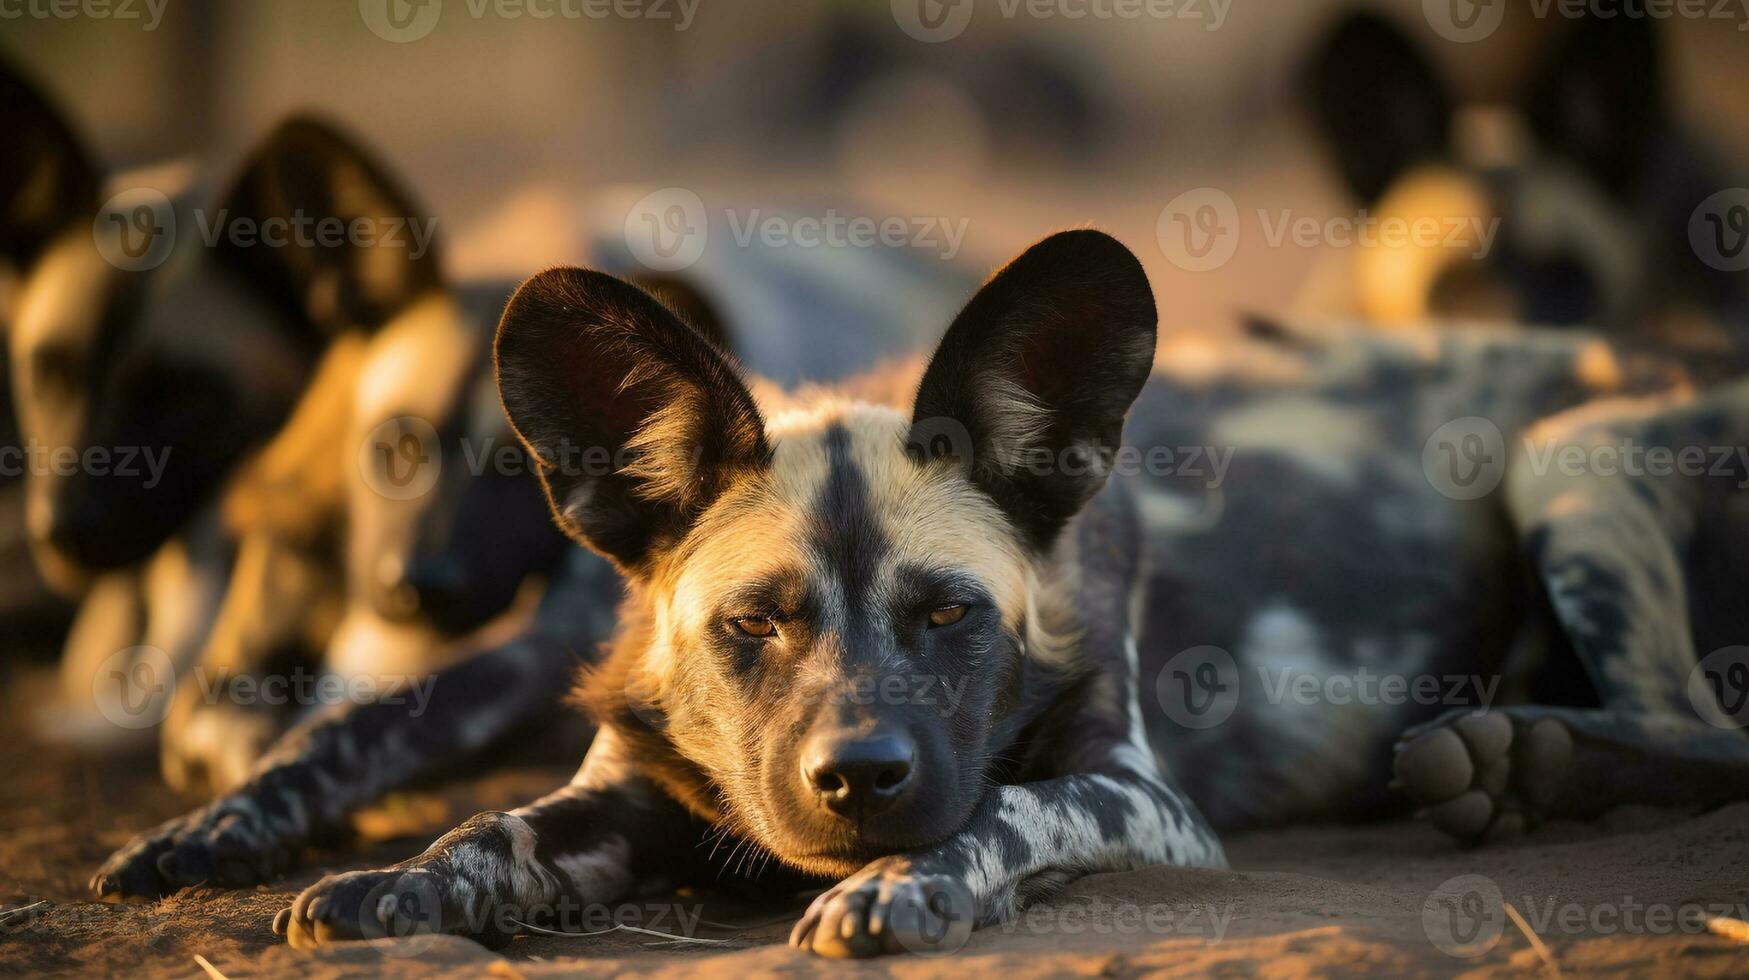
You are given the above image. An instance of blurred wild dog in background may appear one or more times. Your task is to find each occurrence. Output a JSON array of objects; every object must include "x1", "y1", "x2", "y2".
[
  {"x1": 1304, "y1": 9, "x2": 1748, "y2": 338},
  {"x1": 2, "y1": 60, "x2": 444, "y2": 748}
]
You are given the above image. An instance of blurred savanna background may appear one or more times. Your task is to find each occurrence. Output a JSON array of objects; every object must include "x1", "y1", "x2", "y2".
[
  {"x1": 11, "y1": 0, "x2": 1749, "y2": 331},
  {"x1": 5, "y1": 1, "x2": 1749, "y2": 976}
]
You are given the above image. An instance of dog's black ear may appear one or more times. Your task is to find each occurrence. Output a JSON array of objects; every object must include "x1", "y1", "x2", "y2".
[
  {"x1": 1524, "y1": 8, "x2": 1661, "y2": 195},
  {"x1": 909, "y1": 230, "x2": 1156, "y2": 549},
  {"x1": 495, "y1": 267, "x2": 769, "y2": 573},
  {"x1": 630, "y1": 273, "x2": 736, "y2": 357},
  {"x1": 1305, "y1": 11, "x2": 1452, "y2": 203},
  {"x1": 0, "y1": 61, "x2": 100, "y2": 273},
  {"x1": 215, "y1": 115, "x2": 443, "y2": 339}
]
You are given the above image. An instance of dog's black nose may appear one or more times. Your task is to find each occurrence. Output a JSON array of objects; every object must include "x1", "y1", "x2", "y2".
[{"x1": 802, "y1": 731, "x2": 915, "y2": 819}]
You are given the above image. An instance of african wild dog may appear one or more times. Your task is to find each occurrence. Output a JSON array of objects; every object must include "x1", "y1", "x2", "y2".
[
  {"x1": 159, "y1": 271, "x2": 723, "y2": 796},
  {"x1": 96, "y1": 230, "x2": 1749, "y2": 958},
  {"x1": 2, "y1": 60, "x2": 444, "y2": 745},
  {"x1": 1303, "y1": 8, "x2": 1747, "y2": 336}
]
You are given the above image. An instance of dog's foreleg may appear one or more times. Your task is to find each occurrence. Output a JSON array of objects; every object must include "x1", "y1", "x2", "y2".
[
  {"x1": 274, "y1": 727, "x2": 703, "y2": 948},
  {"x1": 92, "y1": 634, "x2": 575, "y2": 899},
  {"x1": 791, "y1": 745, "x2": 1225, "y2": 957}
]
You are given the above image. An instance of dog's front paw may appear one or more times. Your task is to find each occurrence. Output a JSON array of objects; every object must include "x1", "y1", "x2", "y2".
[
  {"x1": 788, "y1": 856, "x2": 976, "y2": 958},
  {"x1": 91, "y1": 797, "x2": 302, "y2": 900},
  {"x1": 274, "y1": 867, "x2": 461, "y2": 950},
  {"x1": 1394, "y1": 708, "x2": 1574, "y2": 843}
]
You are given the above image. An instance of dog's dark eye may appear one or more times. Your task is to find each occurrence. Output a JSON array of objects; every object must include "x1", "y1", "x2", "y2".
[
  {"x1": 927, "y1": 604, "x2": 968, "y2": 628},
  {"x1": 732, "y1": 616, "x2": 778, "y2": 638}
]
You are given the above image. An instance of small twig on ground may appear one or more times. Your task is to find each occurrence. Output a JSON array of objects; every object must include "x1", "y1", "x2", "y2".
[
  {"x1": 507, "y1": 918, "x2": 742, "y2": 946},
  {"x1": 1503, "y1": 901, "x2": 1562, "y2": 979},
  {"x1": 193, "y1": 954, "x2": 230, "y2": 980},
  {"x1": 0, "y1": 900, "x2": 48, "y2": 923}
]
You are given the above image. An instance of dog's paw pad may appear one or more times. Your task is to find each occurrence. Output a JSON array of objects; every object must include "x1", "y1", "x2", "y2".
[
  {"x1": 1514, "y1": 717, "x2": 1573, "y2": 809},
  {"x1": 1396, "y1": 710, "x2": 1572, "y2": 844},
  {"x1": 1394, "y1": 727, "x2": 1473, "y2": 803}
]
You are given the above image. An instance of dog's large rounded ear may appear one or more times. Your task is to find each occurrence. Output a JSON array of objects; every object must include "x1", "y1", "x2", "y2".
[
  {"x1": 1305, "y1": 11, "x2": 1452, "y2": 203},
  {"x1": 215, "y1": 115, "x2": 443, "y2": 340},
  {"x1": 909, "y1": 230, "x2": 1156, "y2": 548},
  {"x1": 495, "y1": 267, "x2": 769, "y2": 573},
  {"x1": 1524, "y1": 9, "x2": 1661, "y2": 195},
  {"x1": 0, "y1": 60, "x2": 100, "y2": 274}
]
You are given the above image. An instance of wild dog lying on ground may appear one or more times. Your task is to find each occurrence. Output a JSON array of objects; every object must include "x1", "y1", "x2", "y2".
[
  {"x1": 96, "y1": 230, "x2": 1749, "y2": 958},
  {"x1": 158, "y1": 273, "x2": 723, "y2": 795},
  {"x1": 1302, "y1": 8, "x2": 1748, "y2": 336},
  {"x1": 93, "y1": 268, "x2": 732, "y2": 876},
  {"x1": 1, "y1": 60, "x2": 445, "y2": 744},
  {"x1": 158, "y1": 277, "x2": 575, "y2": 796}
]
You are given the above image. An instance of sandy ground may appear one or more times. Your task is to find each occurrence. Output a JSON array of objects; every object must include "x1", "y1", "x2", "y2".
[{"x1": 3, "y1": 665, "x2": 1748, "y2": 980}]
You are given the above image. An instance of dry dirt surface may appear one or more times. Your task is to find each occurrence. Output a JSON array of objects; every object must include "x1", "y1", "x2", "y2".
[{"x1": 4, "y1": 665, "x2": 1748, "y2": 979}]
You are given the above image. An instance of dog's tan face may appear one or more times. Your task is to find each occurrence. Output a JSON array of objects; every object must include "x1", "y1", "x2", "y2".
[
  {"x1": 633, "y1": 400, "x2": 1044, "y2": 874},
  {"x1": 496, "y1": 230, "x2": 1158, "y2": 875}
]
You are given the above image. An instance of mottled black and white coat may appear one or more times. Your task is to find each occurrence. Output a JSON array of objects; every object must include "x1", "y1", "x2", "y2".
[{"x1": 96, "y1": 231, "x2": 1749, "y2": 958}]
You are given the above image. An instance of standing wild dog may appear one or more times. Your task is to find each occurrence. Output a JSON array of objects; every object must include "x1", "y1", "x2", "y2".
[{"x1": 96, "y1": 231, "x2": 1749, "y2": 958}]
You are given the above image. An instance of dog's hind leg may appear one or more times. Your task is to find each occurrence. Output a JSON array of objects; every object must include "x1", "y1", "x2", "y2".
[
  {"x1": 1396, "y1": 385, "x2": 1749, "y2": 842},
  {"x1": 91, "y1": 632, "x2": 578, "y2": 899},
  {"x1": 272, "y1": 727, "x2": 707, "y2": 949}
]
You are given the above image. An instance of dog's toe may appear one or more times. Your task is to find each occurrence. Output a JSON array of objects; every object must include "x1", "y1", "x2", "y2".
[{"x1": 1394, "y1": 727, "x2": 1472, "y2": 802}]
